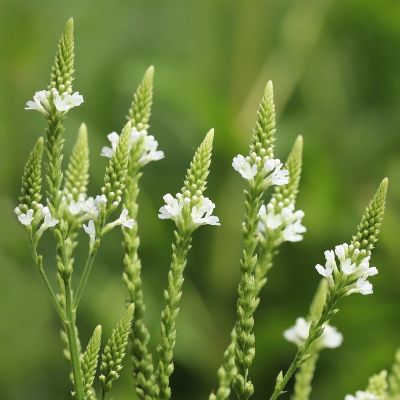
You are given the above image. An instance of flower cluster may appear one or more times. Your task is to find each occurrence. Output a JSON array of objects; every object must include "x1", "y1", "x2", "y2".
[
  {"x1": 61, "y1": 193, "x2": 134, "y2": 247},
  {"x1": 25, "y1": 89, "x2": 83, "y2": 116},
  {"x1": 158, "y1": 193, "x2": 220, "y2": 229},
  {"x1": 232, "y1": 153, "x2": 289, "y2": 185},
  {"x1": 315, "y1": 243, "x2": 378, "y2": 295},
  {"x1": 258, "y1": 202, "x2": 306, "y2": 243},
  {"x1": 101, "y1": 128, "x2": 164, "y2": 166},
  {"x1": 344, "y1": 391, "x2": 380, "y2": 400},
  {"x1": 284, "y1": 317, "x2": 343, "y2": 350},
  {"x1": 14, "y1": 204, "x2": 59, "y2": 235}
]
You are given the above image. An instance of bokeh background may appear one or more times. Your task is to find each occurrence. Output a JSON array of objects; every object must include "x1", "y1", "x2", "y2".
[{"x1": 1, "y1": 0, "x2": 400, "y2": 399}]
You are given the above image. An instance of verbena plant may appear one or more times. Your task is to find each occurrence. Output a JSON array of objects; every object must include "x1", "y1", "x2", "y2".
[{"x1": 15, "y1": 19, "x2": 399, "y2": 400}]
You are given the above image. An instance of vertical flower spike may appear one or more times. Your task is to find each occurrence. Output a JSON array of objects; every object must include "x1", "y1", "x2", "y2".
[
  {"x1": 156, "y1": 130, "x2": 218, "y2": 400},
  {"x1": 232, "y1": 83, "x2": 283, "y2": 400},
  {"x1": 210, "y1": 135, "x2": 304, "y2": 400},
  {"x1": 269, "y1": 180, "x2": 388, "y2": 400},
  {"x1": 256, "y1": 135, "x2": 304, "y2": 287},
  {"x1": 49, "y1": 18, "x2": 75, "y2": 95},
  {"x1": 128, "y1": 65, "x2": 154, "y2": 131},
  {"x1": 15, "y1": 137, "x2": 44, "y2": 226},
  {"x1": 81, "y1": 325, "x2": 102, "y2": 399},
  {"x1": 100, "y1": 304, "x2": 134, "y2": 398},
  {"x1": 64, "y1": 123, "x2": 90, "y2": 203},
  {"x1": 122, "y1": 66, "x2": 157, "y2": 400},
  {"x1": 388, "y1": 349, "x2": 400, "y2": 396}
]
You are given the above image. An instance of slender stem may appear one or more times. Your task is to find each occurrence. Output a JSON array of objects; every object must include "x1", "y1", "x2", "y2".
[
  {"x1": 156, "y1": 228, "x2": 192, "y2": 400},
  {"x1": 74, "y1": 247, "x2": 98, "y2": 309},
  {"x1": 28, "y1": 236, "x2": 66, "y2": 321},
  {"x1": 269, "y1": 286, "x2": 341, "y2": 400},
  {"x1": 64, "y1": 279, "x2": 85, "y2": 400},
  {"x1": 210, "y1": 241, "x2": 276, "y2": 400}
]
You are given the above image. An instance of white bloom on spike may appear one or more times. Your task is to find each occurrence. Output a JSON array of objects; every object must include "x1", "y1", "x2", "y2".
[
  {"x1": 316, "y1": 242, "x2": 379, "y2": 295},
  {"x1": 191, "y1": 197, "x2": 220, "y2": 226},
  {"x1": 139, "y1": 134, "x2": 165, "y2": 165},
  {"x1": 101, "y1": 132, "x2": 120, "y2": 158},
  {"x1": 116, "y1": 208, "x2": 135, "y2": 228},
  {"x1": 321, "y1": 325, "x2": 344, "y2": 348},
  {"x1": 15, "y1": 208, "x2": 35, "y2": 226},
  {"x1": 25, "y1": 90, "x2": 49, "y2": 116},
  {"x1": 356, "y1": 277, "x2": 373, "y2": 295},
  {"x1": 80, "y1": 194, "x2": 107, "y2": 219},
  {"x1": 158, "y1": 194, "x2": 184, "y2": 222},
  {"x1": 232, "y1": 154, "x2": 257, "y2": 180},
  {"x1": 258, "y1": 203, "x2": 306, "y2": 243},
  {"x1": 345, "y1": 390, "x2": 380, "y2": 400},
  {"x1": 341, "y1": 258, "x2": 357, "y2": 275},
  {"x1": 270, "y1": 164, "x2": 289, "y2": 186},
  {"x1": 52, "y1": 90, "x2": 84, "y2": 112},
  {"x1": 41, "y1": 206, "x2": 59, "y2": 228},
  {"x1": 284, "y1": 317, "x2": 342, "y2": 349},
  {"x1": 283, "y1": 220, "x2": 306, "y2": 242},
  {"x1": 283, "y1": 317, "x2": 310, "y2": 346},
  {"x1": 264, "y1": 158, "x2": 282, "y2": 172},
  {"x1": 83, "y1": 220, "x2": 96, "y2": 247}
]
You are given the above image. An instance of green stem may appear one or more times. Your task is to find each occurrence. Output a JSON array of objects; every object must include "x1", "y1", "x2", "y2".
[
  {"x1": 28, "y1": 235, "x2": 66, "y2": 321},
  {"x1": 292, "y1": 352, "x2": 319, "y2": 400},
  {"x1": 232, "y1": 185, "x2": 263, "y2": 400},
  {"x1": 65, "y1": 279, "x2": 85, "y2": 400},
  {"x1": 156, "y1": 228, "x2": 192, "y2": 400},
  {"x1": 122, "y1": 169, "x2": 156, "y2": 400},
  {"x1": 269, "y1": 286, "x2": 341, "y2": 400},
  {"x1": 74, "y1": 247, "x2": 98, "y2": 309},
  {"x1": 210, "y1": 242, "x2": 276, "y2": 400}
]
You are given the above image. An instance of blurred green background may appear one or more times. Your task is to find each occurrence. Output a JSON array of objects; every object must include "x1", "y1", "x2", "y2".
[{"x1": 1, "y1": 0, "x2": 400, "y2": 399}]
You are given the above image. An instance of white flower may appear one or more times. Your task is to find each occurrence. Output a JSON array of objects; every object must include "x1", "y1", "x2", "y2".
[
  {"x1": 283, "y1": 317, "x2": 310, "y2": 346},
  {"x1": 232, "y1": 154, "x2": 257, "y2": 180},
  {"x1": 316, "y1": 243, "x2": 379, "y2": 295},
  {"x1": 25, "y1": 90, "x2": 49, "y2": 116},
  {"x1": 115, "y1": 208, "x2": 135, "y2": 228},
  {"x1": 139, "y1": 134, "x2": 165, "y2": 165},
  {"x1": 101, "y1": 132, "x2": 120, "y2": 158},
  {"x1": 258, "y1": 203, "x2": 306, "y2": 243},
  {"x1": 81, "y1": 195, "x2": 107, "y2": 219},
  {"x1": 52, "y1": 90, "x2": 84, "y2": 112},
  {"x1": 41, "y1": 206, "x2": 59, "y2": 228},
  {"x1": 283, "y1": 220, "x2": 306, "y2": 242},
  {"x1": 191, "y1": 197, "x2": 220, "y2": 226},
  {"x1": 355, "y1": 277, "x2": 373, "y2": 295},
  {"x1": 158, "y1": 193, "x2": 184, "y2": 221},
  {"x1": 345, "y1": 391, "x2": 380, "y2": 400},
  {"x1": 15, "y1": 208, "x2": 34, "y2": 226},
  {"x1": 264, "y1": 158, "x2": 281, "y2": 172},
  {"x1": 270, "y1": 164, "x2": 289, "y2": 185},
  {"x1": 320, "y1": 325, "x2": 343, "y2": 348},
  {"x1": 284, "y1": 317, "x2": 342, "y2": 349},
  {"x1": 83, "y1": 220, "x2": 96, "y2": 247}
]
